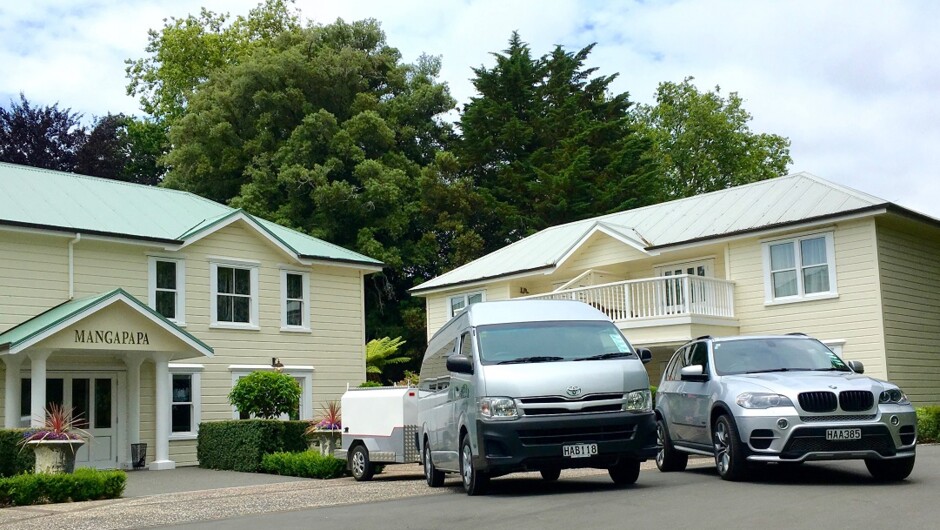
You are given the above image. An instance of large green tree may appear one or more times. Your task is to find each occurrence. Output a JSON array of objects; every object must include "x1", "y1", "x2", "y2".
[
  {"x1": 635, "y1": 77, "x2": 792, "y2": 198},
  {"x1": 0, "y1": 93, "x2": 86, "y2": 172},
  {"x1": 458, "y1": 33, "x2": 659, "y2": 250}
]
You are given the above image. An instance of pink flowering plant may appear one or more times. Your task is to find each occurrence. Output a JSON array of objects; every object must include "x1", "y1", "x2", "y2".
[
  {"x1": 20, "y1": 403, "x2": 91, "y2": 444},
  {"x1": 305, "y1": 400, "x2": 341, "y2": 435}
]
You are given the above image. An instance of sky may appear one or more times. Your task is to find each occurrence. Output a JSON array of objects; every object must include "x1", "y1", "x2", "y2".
[{"x1": 2, "y1": 0, "x2": 939, "y2": 218}]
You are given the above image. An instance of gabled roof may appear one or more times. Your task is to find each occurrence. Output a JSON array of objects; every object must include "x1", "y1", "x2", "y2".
[
  {"x1": 411, "y1": 172, "x2": 921, "y2": 294},
  {"x1": 0, "y1": 288, "x2": 213, "y2": 357},
  {"x1": 0, "y1": 163, "x2": 382, "y2": 268}
]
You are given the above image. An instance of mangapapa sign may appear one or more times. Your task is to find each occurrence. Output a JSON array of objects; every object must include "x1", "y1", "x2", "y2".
[{"x1": 74, "y1": 330, "x2": 150, "y2": 345}]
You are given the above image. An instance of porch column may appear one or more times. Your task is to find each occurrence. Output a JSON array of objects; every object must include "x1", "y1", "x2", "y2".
[
  {"x1": 28, "y1": 351, "x2": 51, "y2": 428},
  {"x1": 124, "y1": 356, "x2": 143, "y2": 448},
  {"x1": 2, "y1": 356, "x2": 23, "y2": 428},
  {"x1": 150, "y1": 353, "x2": 176, "y2": 470}
]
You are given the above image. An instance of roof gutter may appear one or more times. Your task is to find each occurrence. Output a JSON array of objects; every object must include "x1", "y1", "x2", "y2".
[{"x1": 69, "y1": 233, "x2": 81, "y2": 300}]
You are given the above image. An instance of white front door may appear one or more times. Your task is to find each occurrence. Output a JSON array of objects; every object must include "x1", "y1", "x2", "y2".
[{"x1": 656, "y1": 260, "x2": 715, "y2": 313}]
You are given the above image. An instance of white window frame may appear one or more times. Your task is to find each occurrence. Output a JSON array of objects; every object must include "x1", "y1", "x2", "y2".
[
  {"x1": 148, "y1": 256, "x2": 186, "y2": 325},
  {"x1": 449, "y1": 291, "x2": 485, "y2": 317},
  {"x1": 168, "y1": 364, "x2": 203, "y2": 441},
  {"x1": 210, "y1": 259, "x2": 260, "y2": 329},
  {"x1": 228, "y1": 365, "x2": 314, "y2": 421},
  {"x1": 762, "y1": 232, "x2": 838, "y2": 305},
  {"x1": 280, "y1": 268, "x2": 311, "y2": 332}
]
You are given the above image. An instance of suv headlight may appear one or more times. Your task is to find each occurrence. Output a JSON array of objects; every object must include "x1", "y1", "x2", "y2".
[
  {"x1": 479, "y1": 397, "x2": 518, "y2": 420},
  {"x1": 736, "y1": 392, "x2": 793, "y2": 409},
  {"x1": 624, "y1": 389, "x2": 652, "y2": 412},
  {"x1": 879, "y1": 388, "x2": 910, "y2": 405}
]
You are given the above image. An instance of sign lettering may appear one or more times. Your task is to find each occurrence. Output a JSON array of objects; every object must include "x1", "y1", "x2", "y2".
[{"x1": 74, "y1": 330, "x2": 150, "y2": 345}]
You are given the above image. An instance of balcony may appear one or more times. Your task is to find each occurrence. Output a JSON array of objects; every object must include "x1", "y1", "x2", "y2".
[{"x1": 524, "y1": 275, "x2": 736, "y2": 327}]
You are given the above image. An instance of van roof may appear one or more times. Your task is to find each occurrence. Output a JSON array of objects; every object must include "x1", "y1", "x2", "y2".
[{"x1": 464, "y1": 300, "x2": 610, "y2": 327}]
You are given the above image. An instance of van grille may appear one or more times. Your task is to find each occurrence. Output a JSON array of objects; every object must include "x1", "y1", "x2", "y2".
[
  {"x1": 524, "y1": 404, "x2": 623, "y2": 416},
  {"x1": 517, "y1": 424, "x2": 637, "y2": 446},
  {"x1": 520, "y1": 393, "x2": 623, "y2": 404},
  {"x1": 839, "y1": 391, "x2": 874, "y2": 412},
  {"x1": 798, "y1": 392, "x2": 837, "y2": 413}
]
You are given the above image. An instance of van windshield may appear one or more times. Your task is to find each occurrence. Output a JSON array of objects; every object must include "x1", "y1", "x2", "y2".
[{"x1": 477, "y1": 321, "x2": 635, "y2": 365}]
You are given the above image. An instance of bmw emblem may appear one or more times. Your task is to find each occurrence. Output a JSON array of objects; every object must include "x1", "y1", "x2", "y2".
[
  {"x1": 829, "y1": 385, "x2": 838, "y2": 389},
  {"x1": 566, "y1": 386, "x2": 582, "y2": 397}
]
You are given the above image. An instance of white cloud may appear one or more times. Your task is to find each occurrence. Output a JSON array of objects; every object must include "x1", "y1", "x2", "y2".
[{"x1": 2, "y1": 0, "x2": 939, "y2": 217}]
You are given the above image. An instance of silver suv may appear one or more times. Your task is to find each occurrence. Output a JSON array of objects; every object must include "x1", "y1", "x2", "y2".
[{"x1": 655, "y1": 334, "x2": 917, "y2": 481}]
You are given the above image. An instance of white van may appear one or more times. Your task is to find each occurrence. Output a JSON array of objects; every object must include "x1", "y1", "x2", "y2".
[{"x1": 417, "y1": 300, "x2": 657, "y2": 495}]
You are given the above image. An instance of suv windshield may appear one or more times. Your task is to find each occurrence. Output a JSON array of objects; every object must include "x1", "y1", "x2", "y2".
[
  {"x1": 477, "y1": 321, "x2": 635, "y2": 365},
  {"x1": 713, "y1": 337, "x2": 850, "y2": 375}
]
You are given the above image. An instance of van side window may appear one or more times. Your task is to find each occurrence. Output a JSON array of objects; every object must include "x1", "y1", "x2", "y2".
[
  {"x1": 458, "y1": 332, "x2": 473, "y2": 359},
  {"x1": 419, "y1": 338, "x2": 455, "y2": 392}
]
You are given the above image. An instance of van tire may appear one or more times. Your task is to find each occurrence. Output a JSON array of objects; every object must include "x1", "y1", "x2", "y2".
[
  {"x1": 540, "y1": 468, "x2": 561, "y2": 481},
  {"x1": 608, "y1": 459, "x2": 641, "y2": 485},
  {"x1": 460, "y1": 435, "x2": 489, "y2": 495},
  {"x1": 423, "y1": 439, "x2": 445, "y2": 487},
  {"x1": 349, "y1": 444, "x2": 374, "y2": 481}
]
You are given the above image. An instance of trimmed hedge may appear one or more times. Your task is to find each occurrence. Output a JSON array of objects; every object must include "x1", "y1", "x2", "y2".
[
  {"x1": 0, "y1": 469, "x2": 125, "y2": 507},
  {"x1": 0, "y1": 429, "x2": 35, "y2": 478},
  {"x1": 261, "y1": 450, "x2": 346, "y2": 479},
  {"x1": 197, "y1": 419, "x2": 308, "y2": 472},
  {"x1": 917, "y1": 406, "x2": 940, "y2": 443}
]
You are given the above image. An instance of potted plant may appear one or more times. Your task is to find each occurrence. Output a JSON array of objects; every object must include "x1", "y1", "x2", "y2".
[
  {"x1": 20, "y1": 403, "x2": 91, "y2": 474},
  {"x1": 305, "y1": 401, "x2": 341, "y2": 455}
]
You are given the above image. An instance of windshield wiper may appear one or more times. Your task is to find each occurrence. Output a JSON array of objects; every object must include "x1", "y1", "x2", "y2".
[
  {"x1": 575, "y1": 352, "x2": 633, "y2": 361},
  {"x1": 744, "y1": 368, "x2": 797, "y2": 374},
  {"x1": 498, "y1": 356, "x2": 564, "y2": 365},
  {"x1": 809, "y1": 367, "x2": 850, "y2": 372}
]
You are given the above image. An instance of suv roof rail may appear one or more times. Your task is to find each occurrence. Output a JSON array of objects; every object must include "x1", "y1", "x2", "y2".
[
  {"x1": 786, "y1": 332, "x2": 808, "y2": 337},
  {"x1": 694, "y1": 335, "x2": 713, "y2": 341}
]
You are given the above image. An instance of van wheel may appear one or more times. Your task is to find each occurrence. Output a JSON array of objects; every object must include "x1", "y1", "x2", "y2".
[
  {"x1": 350, "y1": 445, "x2": 374, "y2": 481},
  {"x1": 713, "y1": 414, "x2": 749, "y2": 481},
  {"x1": 608, "y1": 459, "x2": 641, "y2": 485},
  {"x1": 423, "y1": 439, "x2": 444, "y2": 487},
  {"x1": 461, "y1": 435, "x2": 489, "y2": 495},
  {"x1": 540, "y1": 468, "x2": 561, "y2": 481},
  {"x1": 656, "y1": 417, "x2": 688, "y2": 472}
]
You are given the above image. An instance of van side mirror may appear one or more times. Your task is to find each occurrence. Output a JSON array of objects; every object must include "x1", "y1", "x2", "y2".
[
  {"x1": 637, "y1": 348, "x2": 652, "y2": 364},
  {"x1": 446, "y1": 356, "x2": 474, "y2": 374},
  {"x1": 680, "y1": 364, "x2": 709, "y2": 382},
  {"x1": 847, "y1": 360, "x2": 864, "y2": 374}
]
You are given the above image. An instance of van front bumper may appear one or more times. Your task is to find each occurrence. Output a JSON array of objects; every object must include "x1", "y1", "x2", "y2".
[{"x1": 474, "y1": 411, "x2": 658, "y2": 475}]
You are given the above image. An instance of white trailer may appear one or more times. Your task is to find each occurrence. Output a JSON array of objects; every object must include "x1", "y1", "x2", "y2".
[{"x1": 336, "y1": 386, "x2": 420, "y2": 481}]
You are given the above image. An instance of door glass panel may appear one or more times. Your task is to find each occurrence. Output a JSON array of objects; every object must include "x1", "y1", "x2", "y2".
[
  {"x1": 46, "y1": 378, "x2": 64, "y2": 410},
  {"x1": 72, "y1": 379, "x2": 90, "y2": 428},
  {"x1": 94, "y1": 379, "x2": 112, "y2": 429},
  {"x1": 20, "y1": 379, "x2": 31, "y2": 417}
]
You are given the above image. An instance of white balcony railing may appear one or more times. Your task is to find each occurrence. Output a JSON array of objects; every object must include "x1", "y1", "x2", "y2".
[{"x1": 525, "y1": 275, "x2": 735, "y2": 321}]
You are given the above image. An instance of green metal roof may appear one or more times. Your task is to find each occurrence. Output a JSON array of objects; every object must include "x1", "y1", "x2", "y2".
[
  {"x1": 0, "y1": 288, "x2": 213, "y2": 355},
  {"x1": 0, "y1": 163, "x2": 382, "y2": 267}
]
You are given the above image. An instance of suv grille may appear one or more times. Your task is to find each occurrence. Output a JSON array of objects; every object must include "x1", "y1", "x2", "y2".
[
  {"x1": 799, "y1": 414, "x2": 876, "y2": 423},
  {"x1": 798, "y1": 392, "x2": 837, "y2": 412},
  {"x1": 839, "y1": 391, "x2": 874, "y2": 412}
]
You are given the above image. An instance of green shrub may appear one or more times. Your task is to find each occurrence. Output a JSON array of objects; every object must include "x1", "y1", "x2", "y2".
[
  {"x1": 197, "y1": 419, "x2": 308, "y2": 472},
  {"x1": 0, "y1": 429, "x2": 35, "y2": 477},
  {"x1": 358, "y1": 381, "x2": 383, "y2": 388},
  {"x1": 261, "y1": 450, "x2": 346, "y2": 479},
  {"x1": 0, "y1": 468, "x2": 125, "y2": 507},
  {"x1": 229, "y1": 371, "x2": 302, "y2": 419},
  {"x1": 650, "y1": 386, "x2": 658, "y2": 406},
  {"x1": 917, "y1": 406, "x2": 940, "y2": 443}
]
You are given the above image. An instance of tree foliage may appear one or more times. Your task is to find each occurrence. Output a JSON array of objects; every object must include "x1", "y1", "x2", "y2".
[
  {"x1": 125, "y1": 0, "x2": 301, "y2": 124},
  {"x1": 635, "y1": 76, "x2": 792, "y2": 198},
  {"x1": 457, "y1": 33, "x2": 660, "y2": 250},
  {"x1": 0, "y1": 93, "x2": 86, "y2": 172},
  {"x1": 365, "y1": 336, "x2": 409, "y2": 381},
  {"x1": 228, "y1": 371, "x2": 301, "y2": 419}
]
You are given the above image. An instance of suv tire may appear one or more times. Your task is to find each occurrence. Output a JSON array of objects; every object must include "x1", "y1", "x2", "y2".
[
  {"x1": 656, "y1": 417, "x2": 688, "y2": 472},
  {"x1": 713, "y1": 414, "x2": 749, "y2": 481},
  {"x1": 865, "y1": 456, "x2": 915, "y2": 482}
]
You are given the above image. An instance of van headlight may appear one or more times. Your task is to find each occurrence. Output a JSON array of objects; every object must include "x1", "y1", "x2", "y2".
[
  {"x1": 879, "y1": 388, "x2": 910, "y2": 405},
  {"x1": 623, "y1": 389, "x2": 652, "y2": 412},
  {"x1": 479, "y1": 397, "x2": 519, "y2": 420}
]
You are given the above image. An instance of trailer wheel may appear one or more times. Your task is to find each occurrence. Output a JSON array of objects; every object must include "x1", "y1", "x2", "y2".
[{"x1": 350, "y1": 444, "x2": 374, "y2": 481}]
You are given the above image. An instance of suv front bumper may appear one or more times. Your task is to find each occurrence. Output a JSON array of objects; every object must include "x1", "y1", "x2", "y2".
[
  {"x1": 474, "y1": 411, "x2": 658, "y2": 475},
  {"x1": 735, "y1": 407, "x2": 917, "y2": 463}
]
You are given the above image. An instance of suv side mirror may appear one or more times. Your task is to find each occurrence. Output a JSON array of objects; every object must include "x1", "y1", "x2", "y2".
[
  {"x1": 847, "y1": 360, "x2": 864, "y2": 374},
  {"x1": 637, "y1": 348, "x2": 652, "y2": 364},
  {"x1": 446, "y1": 356, "x2": 474, "y2": 374},
  {"x1": 680, "y1": 364, "x2": 709, "y2": 382}
]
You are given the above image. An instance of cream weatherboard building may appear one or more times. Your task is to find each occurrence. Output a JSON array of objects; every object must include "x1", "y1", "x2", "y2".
[
  {"x1": 411, "y1": 173, "x2": 940, "y2": 406},
  {"x1": 0, "y1": 162, "x2": 382, "y2": 470}
]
